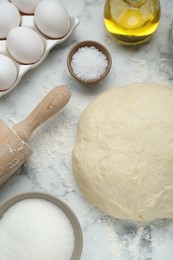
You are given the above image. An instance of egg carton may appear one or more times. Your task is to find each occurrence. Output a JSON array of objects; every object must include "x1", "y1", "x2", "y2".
[{"x1": 0, "y1": 9, "x2": 79, "y2": 97}]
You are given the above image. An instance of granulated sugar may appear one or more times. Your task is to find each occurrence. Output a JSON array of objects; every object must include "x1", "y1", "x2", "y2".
[
  {"x1": 0, "y1": 198, "x2": 75, "y2": 260},
  {"x1": 71, "y1": 46, "x2": 108, "y2": 80}
]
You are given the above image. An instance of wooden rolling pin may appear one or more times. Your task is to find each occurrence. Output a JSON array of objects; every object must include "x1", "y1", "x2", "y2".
[{"x1": 0, "y1": 85, "x2": 71, "y2": 185}]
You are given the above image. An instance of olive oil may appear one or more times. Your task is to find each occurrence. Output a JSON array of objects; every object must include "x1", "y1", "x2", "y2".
[{"x1": 104, "y1": 0, "x2": 160, "y2": 45}]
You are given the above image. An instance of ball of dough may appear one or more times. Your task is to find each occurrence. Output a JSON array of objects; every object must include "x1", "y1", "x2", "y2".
[{"x1": 72, "y1": 83, "x2": 173, "y2": 221}]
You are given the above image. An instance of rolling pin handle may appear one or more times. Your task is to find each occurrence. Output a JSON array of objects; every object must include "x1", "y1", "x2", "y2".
[{"x1": 12, "y1": 86, "x2": 71, "y2": 142}]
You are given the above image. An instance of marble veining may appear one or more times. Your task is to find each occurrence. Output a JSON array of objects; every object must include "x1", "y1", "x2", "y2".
[{"x1": 0, "y1": 0, "x2": 173, "y2": 259}]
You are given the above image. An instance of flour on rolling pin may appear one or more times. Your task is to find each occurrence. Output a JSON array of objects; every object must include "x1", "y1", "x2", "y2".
[
  {"x1": 0, "y1": 119, "x2": 32, "y2": 184},
  {"x1": 0, "y1": 86, "x2": 71, "y2": 185}
]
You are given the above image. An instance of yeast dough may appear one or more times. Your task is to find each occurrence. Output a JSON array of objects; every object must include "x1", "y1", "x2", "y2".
[{"x1": 72, "y1": 83, "x2": 173, "y2": 221}]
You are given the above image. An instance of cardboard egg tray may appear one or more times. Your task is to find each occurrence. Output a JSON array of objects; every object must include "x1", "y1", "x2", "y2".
[{"x1": 0, "y1": 7, "x2": 79, "y2": 97}]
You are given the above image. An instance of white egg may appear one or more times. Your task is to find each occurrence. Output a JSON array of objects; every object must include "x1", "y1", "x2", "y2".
[
  {"x1": 0, "y1": 2, "x2": 20, "y2": 39},
  {"x1": 10, "y1": 0, "x2": 40, "y2": 14},
  {"x1": 34, "y1": 0, "x2": 70, "y2": 39},
  {"x1": 7, "y1": 27, "x2": 44, "y2": 64},
  {"x1": 0, "y1": 54, "x2": 17, "y2": 91}
]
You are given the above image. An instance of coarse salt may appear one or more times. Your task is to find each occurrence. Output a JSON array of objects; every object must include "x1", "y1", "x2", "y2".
[
  {"x1": 0, "y1": 198, "x2": 75, "y2": 260},
  {"x1": 71, "y1": 46, "x2": 108, "y2": 81}
]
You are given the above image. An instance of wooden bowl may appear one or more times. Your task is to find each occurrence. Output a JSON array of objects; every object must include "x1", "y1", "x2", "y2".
[{"x1": 67, "y1": 40, "x2": 112, "y2": 84}]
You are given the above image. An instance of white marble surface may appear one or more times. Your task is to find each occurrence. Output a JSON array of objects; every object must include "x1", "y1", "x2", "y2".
[{"x1": 1, "y1": 0, "x2": 173, "y2": 259}]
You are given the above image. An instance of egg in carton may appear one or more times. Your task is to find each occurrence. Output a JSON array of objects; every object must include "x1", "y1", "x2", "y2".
[{"x1": 0, "y1": 0, "x2": 79, "y2": 97}]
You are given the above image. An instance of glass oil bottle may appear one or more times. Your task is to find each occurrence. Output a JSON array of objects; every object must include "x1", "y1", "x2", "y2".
[{"x1": 104, "y1": 0, "x2": 160, "y2": 45}]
